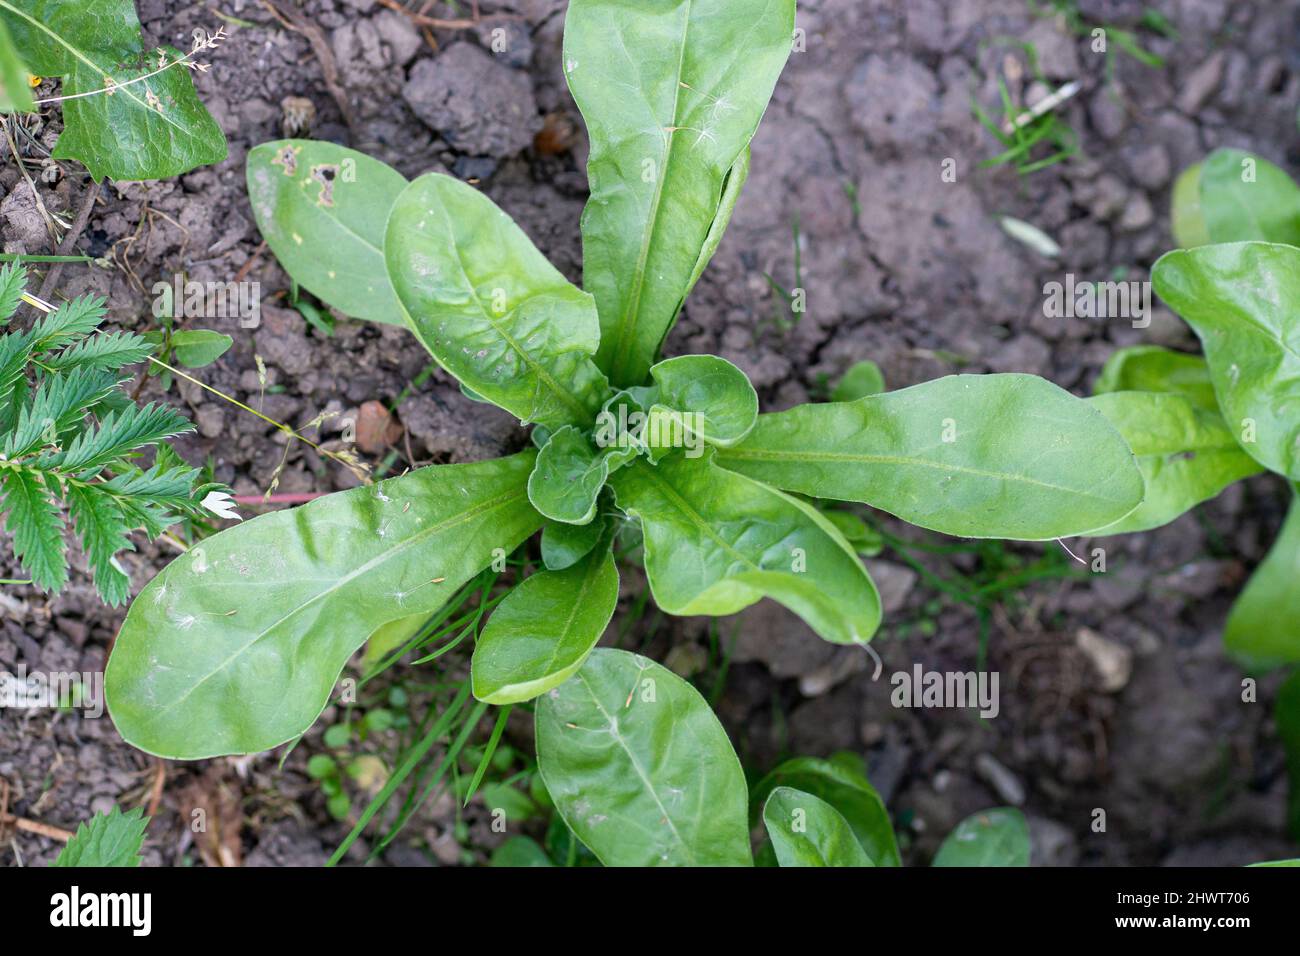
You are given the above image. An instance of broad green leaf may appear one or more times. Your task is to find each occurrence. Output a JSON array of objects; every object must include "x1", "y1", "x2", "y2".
[
  {"x1": 1278, "y1": 670, "x2": 1300, "y2": 841},
  {"x1": 831, "y1": 360, "x2": 886, "y2": 402},
  {"x1": 0, "y1": 17, "x2": 32, "y2": 112},
  {"x1": 471, "y1": 540, "x2": 618, "y2": 704},
  {"x1": 1224, "y1": 490, "x2": 1300, "y2": 670},
  {"x1": 247, "y1": 140, "x2": 408, "y2": 326},
  {"x1": 535, "y1": 648, "x2": 751, "y2": 866},
  {"x1": 749, "y1": 755, "x2": 901, "y2": 866},
  {"x1": 646, "y1": 354, "x2": 758, "y2": 447},
  {"x1": 0, "y1": 1, "x2": 226, "y2": 181},
  {"x1": 1194, "y1": 149, "x2": 1300, "y2": 246},
  {"x1": 170, "y1": 329, "x2": 232, "y2": 368},
  {"x1": 1153, "y1": 242, "x2": 1300, "y2": 479},
  {"x1": 386, "y1": 173, "x2": 609, "y2": 429},
  {"x1": 490, "y1": 835, "x2": 555, "y2": 867},
  {"x1": 541, "y1": 514, "x2": 607, "y2": 571},
  {"x1": 53, "y1": 806, "x2": 148, "y2": 867},
  {"x1": 1093, "y1": 345, "x2": 1218, "y2": 412},
  {"x1": 683, "y1": 146, "x2": 750, "y2": 296},
  {"x1": 932, "y1": 808, "x2": 1030, "y2": 867},
  {"x1": 762, "y1": 786, "x2": 874, "y2": 867},
  {"x1": 1170, "y1": 161, "x2": 1210, "y2": 249},
  {"x1": 106, "y1": 453, "x2": 542, "y2": 759},
  {"x1": 1250, "y1": 858, "x2": 1300, "y2": 867},
  {"x1": 528, "y1": 425, "x2": 619, "y2": 525},
  {"x1": 610, "y1": 453, "x2": 881, "y2": 645},
  {"x1": 566, "y1": 0, "x2": 795, "y2": 385},
  {"x1": 1087, "y1": 392, "x2": 1262, "y2": 535},
  {"x1": 716, "y1": 374, "x2": 1144, "y2": 540}
]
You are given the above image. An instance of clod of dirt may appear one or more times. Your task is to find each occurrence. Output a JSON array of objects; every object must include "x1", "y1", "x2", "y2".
[
  {"x1": 1075, "y1": 628, "x2": 1134, "y2": 693},
  {"x1": 0, "y1": 182, "x2": 48, "y2": 252},
  {"x1": 402, "y1": 43, "x2": 542, "y2": 157}
]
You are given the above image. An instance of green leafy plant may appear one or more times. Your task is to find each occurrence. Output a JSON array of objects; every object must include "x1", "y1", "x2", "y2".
[
  {"x1": 0, "y1": 0, "x2": 226, "y2": 181},
  {"x1": 103, "y1": 0, "x2": 1144, "y2": 864},
  {"x1": 1093, "y1": 147, "x2": 1300, "y2": 836},
  {"x1": 54, "y1": 805, "x2": 148, "y2": 867},
  {"x1": 0, "y1": 263, "x2": 226, "y2": 605},
  {"x1": 141, "y1": 314, "x2": 232, "y2": 392}
]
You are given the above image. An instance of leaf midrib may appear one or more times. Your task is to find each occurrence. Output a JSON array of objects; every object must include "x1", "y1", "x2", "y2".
[
  {"x1": 143, "y1": 483, "x2": 529, "y2": 722},
  {"x1": 717, "y1": 445, "x2": 1133, "y2": 506}
]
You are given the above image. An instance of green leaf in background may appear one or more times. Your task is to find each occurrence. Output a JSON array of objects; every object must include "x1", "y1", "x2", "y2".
[
  {"x1": 1224, "y1": 491, "x2": 1300, "y2": 670},
  {"x1": 0, "y1": 1, "x2": 226, "y2": 181},
  {"x1": 1277, "y1": 670, "x2": 1300, "y2": 841},
  {"x1": 170, "y1": 329, "x2": 232, "y2": 369},
  {"x1": 565, "y1": 0, "x2": 795, "y2": 385},
  {"x1": 1087, "y1": 392, "x2": 1263, "y2": 535},
  {"x1": 749, "y1": 755, "x2": 901, "y2": 866},
  {"x1": 471, "y1": 540, "x2": 618, "y2": 704},
  {"x1": 932, "y1": 807, "x2": 1030, "y2": 867},
  {"x1": 490, "y1": 835, "x2": 555, "y2": 867},
  {"x1": 716, "y1": 373, "x2": 1145, "y2": 540},
  {"x1": 610, "y1": 453, "x2": 881, "y2": 645},
  {"x1": 0, "y1": 17, "x2": 33, "y2": 112},
  {"x1": 53, "y1": 805, "x2": 148, "y2": 867},
  {"x1": 1174, "y1": 149, "x2": 1300, "y2": 247},
  {"x1": 831, "y1": 359, "x2": 886, "y2": 402},
  {"x1": 528, "y1": 425, "x2": 622, "y2": 525},
  {"x1": 646, "y1": 354, "x2": 758, "y2": 447},
  {"x1": 247, "y1": 140, "x2": 408, "y2": 326},
  {"x1": 1093, "y1": 345, "x2": 1218, "y2": 412},
  {"x1": 386, "y1": 173, "x2": 610, "y2": 430},
  {"x1": 762, "y1": 786, "x2": 875, "y2": 867},
  {"x1": 1153, "y1": 242, "x2": 1300, "y2": 480},
  {"x1": 106, "y1": 453, "x2": 542, "y2": 759},
  {"x1": 540, "y1": 514, "x2": 607, "y2": 571},
  {"x1": 535, "y1": 648, "x2": 752, "y2": 866}
]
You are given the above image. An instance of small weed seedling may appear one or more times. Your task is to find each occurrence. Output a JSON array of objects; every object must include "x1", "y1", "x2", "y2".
[{"x1": 104, "y1": 0, "x2": 1147, "y2": 865}]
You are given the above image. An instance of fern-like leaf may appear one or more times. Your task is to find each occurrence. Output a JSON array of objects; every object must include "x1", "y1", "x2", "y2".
[
  {"x1": 66, "y1": 482, "x2": 133, "y2": 606},
  {"x1": 4, "y1": 366, "x2": 122, "y2": 458},
  {"x1": 30, "y1": 294, "x2": 107, "y2": 350},
  {"x1": 41, "y1": 402, "x2": 193, "y2": 473},
  {"x1": 0, "y1": 261, "x2": 24, "y2": 322},
  {"x1": 0, "y1": 467, "x2": 67, "y2": 592},
  {"x1": 46, "y1": 330, "x2": 153, "y2": 372},
  {"x1": 53, "y1": 806, "x2": 148, "y2": 867}
]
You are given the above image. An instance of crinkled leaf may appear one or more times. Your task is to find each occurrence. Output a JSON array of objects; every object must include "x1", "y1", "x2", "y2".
[
  {"x1": 535, "y1": 648, "x2": 751, "y2": 866},
  {"x1": 1, "y1": 1, "x2": 225, "y2": 180},
  {"x1": 716, "y1": 374, "x2": 1144, "y2": 539},
  {"x1": 386, "y1": 173, "x2": 609, "y2": 429},
  {"x1": 1093, "y1": 345, "x2": 1218, "y2": 412},
  {"x1": 1153, "y1": 242, "x2": 1300, "y2": 479},
  {"x1": 106, "y1": 453, "x2": 542, "y2": 759},
  {"x1": 763, "y1": 786, "x2": 874, "y2": 867},
  {"x1": 749, "y1": 755, "x2": 900, "y2": 866},
  {"x1": 53, "y1": 805, "x2": 148, "y2": 867},
  {"x1": 610, "y1": 453, "x2": 881, "y2": 645},
  {"x1": 247, "y1": 140, "x2": 408, "y2": 326},
  {"x1": 646, "y1": 354, "x2": 757, "y2": 447},
  {"x1": 472, "y1": 539, "x2": 617, "y2": 704},
  {"x1": 1178, "y1": 149, "x2": 1300, "y2": 246},
  {"x1": 1224, "y1": 490, "x2": 1300, "y2": 670},
  {"x1": 1087, "y1": 392, "x2": 1262, "y2": 535},
  {"x1": 566, "y1": 0, "x2": 795, "y2": 385},
  {"x1": 932, "y1": 808, "x2": 1030, "y2": 867},
  {"x1": 528, "y1": 425, "x2": 619, "y2": 525},
  {"x1": 541, "y1": 514, "x2": 608, "y2": 571}
]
